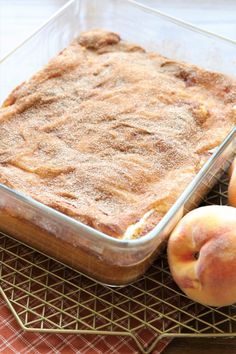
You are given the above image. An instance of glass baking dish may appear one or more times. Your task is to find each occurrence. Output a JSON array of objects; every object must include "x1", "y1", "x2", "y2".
[{"x1": 0, "y1": 0, "x2": 236, "y2": 285}]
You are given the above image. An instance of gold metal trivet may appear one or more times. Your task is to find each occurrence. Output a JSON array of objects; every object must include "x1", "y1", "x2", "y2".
[{"x1": 0, "y1": 173, "x2": 235, "y2": 354}]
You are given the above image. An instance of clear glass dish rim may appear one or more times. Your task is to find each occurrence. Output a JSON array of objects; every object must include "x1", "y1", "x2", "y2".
[
  {"x1": 0, "y1": 128, "x2": 235, "y2": 247},
  {"x1": 1, "y1": 0, "x2": 236, "y2": 64},
  {"x1": 0, "y1": 0, "x2": 235, "y2": 247}
]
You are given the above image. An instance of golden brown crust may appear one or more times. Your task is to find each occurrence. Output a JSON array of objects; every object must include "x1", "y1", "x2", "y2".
[
  {"x1": 0, "y1": 30, "x2": 236, "y2": 238},
  {"x1": 78, "y1": 29, "x2": 120, "y2": 50},
  {"x1": 0, "y1": 208, "x2": 162, "y2": 285}
]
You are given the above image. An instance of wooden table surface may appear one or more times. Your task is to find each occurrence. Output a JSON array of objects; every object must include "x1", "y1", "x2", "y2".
[{"x1": 0, "y1": 1, "x2": 236, "y2": 353}]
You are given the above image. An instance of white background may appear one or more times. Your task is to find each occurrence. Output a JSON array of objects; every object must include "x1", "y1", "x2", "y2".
[{"x1": 0, "y1": 0, "x2": 236, "y2": 59}]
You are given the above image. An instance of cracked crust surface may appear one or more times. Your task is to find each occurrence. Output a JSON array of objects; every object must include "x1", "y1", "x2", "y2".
[{"x1": 0, "y1": 29, "x2": 236, "y2": 238}]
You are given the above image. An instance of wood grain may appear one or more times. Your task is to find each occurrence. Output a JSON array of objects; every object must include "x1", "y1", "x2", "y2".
[
  {"x1": 163, "y1": 337, "x2": 236, "y2": 354},
  {"x1": 0, "y1": 1, "x2": 235, "y2": 352}
]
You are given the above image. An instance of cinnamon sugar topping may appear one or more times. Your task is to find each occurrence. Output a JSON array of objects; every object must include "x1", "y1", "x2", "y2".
[{"x1": 0, "y1": 30, "x2": 235, "y2": 238}]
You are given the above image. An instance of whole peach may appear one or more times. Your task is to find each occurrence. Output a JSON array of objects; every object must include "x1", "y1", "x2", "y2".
[
  {"x1": 167, "y1": 205, "x2": 236, "y2": 307},
  {"x1": 228, "y1": 157, "x2": 236, "y2": 207}
]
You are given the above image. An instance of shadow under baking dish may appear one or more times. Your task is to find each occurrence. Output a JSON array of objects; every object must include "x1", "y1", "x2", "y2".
[{"x1": 0, "y1": 171, "x2": 235, "y2": 354}]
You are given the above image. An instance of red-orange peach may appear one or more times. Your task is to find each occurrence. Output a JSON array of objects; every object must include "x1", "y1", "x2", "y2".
[
  {"x1": 228, "y1": 157, "x2": 236, "y2": 207},
  {"x1": 167, "y1": 205, "x2": 236, "y2": 307}
]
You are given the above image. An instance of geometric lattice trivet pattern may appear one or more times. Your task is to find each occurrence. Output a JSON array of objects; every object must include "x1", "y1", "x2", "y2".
[{"x1": 0, "y1": 172, "x2": 235, "y2": 354}]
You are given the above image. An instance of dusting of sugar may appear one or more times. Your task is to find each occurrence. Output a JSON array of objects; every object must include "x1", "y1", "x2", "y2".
[{"x1": 0, "y1": 30, "x2": 235, "y2": 238}]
